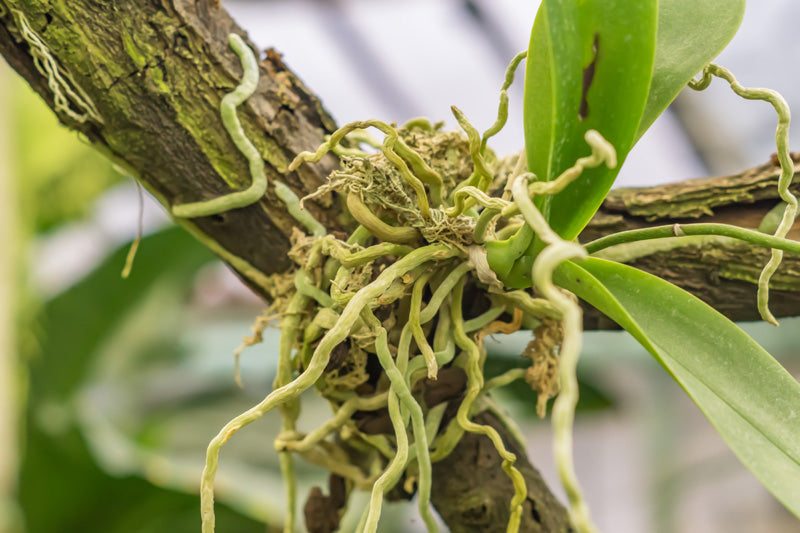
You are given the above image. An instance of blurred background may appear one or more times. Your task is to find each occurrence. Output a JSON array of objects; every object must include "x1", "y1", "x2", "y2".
[{"x1": 2, "y1": 1, "x2": 800, "y2": 532}]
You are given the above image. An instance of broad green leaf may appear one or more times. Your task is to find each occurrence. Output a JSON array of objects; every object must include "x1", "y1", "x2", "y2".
[
  {"x1": 524, "y1": 0, "x2": 657, "y2": 241},
  {"x1": 555, "y1": 258, "x2": 800, "y2": 517},
  {"x1": 636, "y1": 0, "x2": 746, "y2": 140}
]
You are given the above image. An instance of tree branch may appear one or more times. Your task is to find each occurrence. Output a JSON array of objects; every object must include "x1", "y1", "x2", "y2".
[
  {"x1": 0, "y1": 0, "x2": 340, "y2": 295},
  {"x1": 581, "y1": 154, "x2": 800, "y2": 327}
]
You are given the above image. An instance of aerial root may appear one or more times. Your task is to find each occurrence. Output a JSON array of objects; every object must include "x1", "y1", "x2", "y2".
[
  {"x1": 449, "y1": 279, "x2": 527, "y2": 532},
  {"x1": 289, "y1": 119, "x2": 444, "y2": 216},
  {"x1": 360, "y1": 310, "x2": 438, "y2": 533},
  {"x1": 200, "y1": 245, "x2": 459, "y2": 533},
  {"x1": 482, "y1": 51, "x2": 528, "y2": 152},
  {"x1": 690, "y1": 63, "x2": 798, "y2": 325},
  {"x1": 11, "y1": 9, "x2": 102, "y2": 123}
]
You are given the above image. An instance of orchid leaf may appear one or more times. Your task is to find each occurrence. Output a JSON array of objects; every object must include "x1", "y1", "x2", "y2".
[
  {"x1": 636, "y1": 0, "x2": 746, "y2": 139},
  {"x1": 555, "y1": 258, "x2": 800, "y2": 518},
  {"x1": 524, "y1": 0, "x2": 657, "y2": 241}
]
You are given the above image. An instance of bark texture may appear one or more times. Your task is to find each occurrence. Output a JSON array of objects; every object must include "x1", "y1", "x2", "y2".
[
  {"x1": 431, "y1": 411, "x2": 572, "y2": 533},
  {"x1": 0, "y1": 0, "x2": 341, "y2": 294},
  {"x1": 583, "y1": 154, "x2": 800, "y2": 327}
]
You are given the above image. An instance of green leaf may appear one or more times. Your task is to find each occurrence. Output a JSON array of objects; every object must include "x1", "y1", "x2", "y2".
[
  {"x1": 555, "y1": 258, "x2": 800, "y2": 517},
  {"x1": 636, "y1": 0, "x2": 746, "y2": 140},
  {"x1": 524, "y1": 0, "x2": 658, "y2": 241}
]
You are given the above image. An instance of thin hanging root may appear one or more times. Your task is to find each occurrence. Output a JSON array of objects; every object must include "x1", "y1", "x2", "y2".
[
  {"x1": 121, "y1": 180, "x2": 145, "y2": 279},
  {"x1": 450, "y1": 280, "x2": 527, "y2": 533},
  {"x1": 288, "y1": 119, "x2": 444, "y2": 214},
  {"x1": 200, "y1": 245, "x2": 458, "y2": 533},
  {"x1": 362, "y1": 310, "x2": 438, "y2": 533},
  {"x1": 120, "y1": 234, "x2": 140, "y2": 279},
  {"x1": 275, "y1": 293, "x2": 308, "y2": 532},
  {"x1": 278, "y1": 453, "x2": 297, "y2": 532},
  {"x1": 482, "y1": 51, "x2": 527, "y2": 152},
  {"x1": 512, "y1": 166, "x2": 597, "y2": 532},
  {"x1": 11, "y1": 9, "x2": 102, "y2": 123},
  {"x1": 690, "y1": 63, "x2": 798, "y2": 326},
  {"x1": 357, "y1": 392, "x2": 409, "y2": 533},
  {"x1": 532, "y1": 244, "x2": 596, "y2": 533}
]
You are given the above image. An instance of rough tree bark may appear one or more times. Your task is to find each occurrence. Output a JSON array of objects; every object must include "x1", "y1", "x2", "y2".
[
  {"x1": 2, "y1": 2, "x2": 799, "y2": 532},
  {"x1": 0, "y1": 0, "x2": 342, "y2": 296},
  {"x1": 582, "y1": 155, "x2": 800, "y2": 328}
]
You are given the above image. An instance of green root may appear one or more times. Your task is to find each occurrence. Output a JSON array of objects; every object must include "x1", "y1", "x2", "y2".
[
  {"x1": 201, "y1": 245, "x2": 459, "y2": 532},
  {"x1": 362, "y1": 309, "x2": 438, "y2": 533},
  {"x1": 450, "y1": 279, "x2": 528, "y2": 532},
  {"x1": 171, "y1": 34, "x2": 266, "y2": 218},
  {"x1": 289, "y1": 119, "x2": 445, "y2": 215},
  {"x1": 689, "y1": 63, "x2": 798, "y2": 326},
  {"x1": 482, "y1": 51, "x2": 527, "y2": 152},
  {"x1": 171, "y1": 34, "x2": 326, "y2": 240}
]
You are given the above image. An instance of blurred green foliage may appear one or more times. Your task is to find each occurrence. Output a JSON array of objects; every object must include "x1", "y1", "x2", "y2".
[
  {"x1": 10, "y1": 75, "x2": 119, "y2": 233},
  {"x1": 20, "y1": 228, "x2": 267, "y2": 532},
  {"x1": 6, "y1": 74, "x2": 271, "y2": 531}
]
